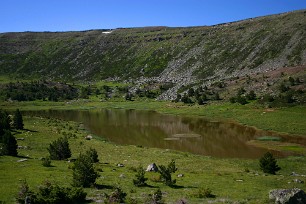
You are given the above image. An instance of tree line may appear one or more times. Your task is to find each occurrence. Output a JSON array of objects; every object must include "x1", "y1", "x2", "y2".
[{"x1": 0, "y1": 81, "x2": 78, "y2": 102}]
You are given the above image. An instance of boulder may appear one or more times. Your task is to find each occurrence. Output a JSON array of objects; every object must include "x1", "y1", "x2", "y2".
[
  {"x1": 269, "y1": 188, "x2": 306, "y2": 204},
  {"x1": 146, "y1": 163, "x2": 158, "y2": 172},
  {"x1": 85, "y1": 135, "x2": 93, "y2": 140}
]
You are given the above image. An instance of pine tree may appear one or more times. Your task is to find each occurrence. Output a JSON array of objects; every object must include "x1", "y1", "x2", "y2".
[
  {"x1": 85, "y1": 148, "x2": 99, "y2": 163},
  {"x1": 47, "y1": 137, "x2": 71, "y2": 160},
  {"x1": 158, "y1": 160, "x2": 177, "y2": 186},
  {"x1": 167, "y1": 159, "x2": 177, "y2": 173},
  {"x1": 259, "y1": 152, "x2": 281, "y2": 174},
  {"x1": 13, "y1": 109, "x2": 24, "y2": 130},
  {"x1": 147, "y1": 188, "x2": 163, "y2": 204},
  {"x1": 133, "y1": 166, "x2": 148, "y2": 187},
  {"x1": 0, "y1": 110, "x2": 11, "y2": 135},
  {"x1": 0, "y1": 130, "x2": 18, "y2": 156},
  {"x1": 72, "y1": 153, "x2": 99, "y2": 187}
]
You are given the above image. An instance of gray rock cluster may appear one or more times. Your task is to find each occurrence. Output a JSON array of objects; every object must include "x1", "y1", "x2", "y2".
[{"x1": 269, "y1": 188, "x2": 306, "y2": 204}]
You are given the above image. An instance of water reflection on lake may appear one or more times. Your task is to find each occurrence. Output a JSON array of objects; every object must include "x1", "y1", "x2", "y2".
[{"x1": 25, "y1": 109, "x2": 303, "y2": 158}]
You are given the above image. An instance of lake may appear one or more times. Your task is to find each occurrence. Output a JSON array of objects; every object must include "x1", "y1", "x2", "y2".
[{"x1": 25, "y1": 109, "x2": 305, "y2": 158}]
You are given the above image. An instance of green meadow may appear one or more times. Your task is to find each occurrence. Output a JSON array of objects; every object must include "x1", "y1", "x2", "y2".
[{"x1": 0, "y1": 100, "x2": 306, "y2": 203}]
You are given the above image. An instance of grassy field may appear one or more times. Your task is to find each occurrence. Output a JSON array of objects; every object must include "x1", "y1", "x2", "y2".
[{"x1": 0, "y1": 116, "x2": 306, "y2": 203}]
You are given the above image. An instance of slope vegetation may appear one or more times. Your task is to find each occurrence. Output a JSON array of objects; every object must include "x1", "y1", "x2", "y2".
[{"x1": 1, "y1": 10, "x2": 306, "y2": 99}]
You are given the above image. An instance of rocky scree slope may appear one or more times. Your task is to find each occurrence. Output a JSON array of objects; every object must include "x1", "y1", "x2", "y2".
[{"x1": 1, "y1": 10, "x2": 306, "y2": 100}]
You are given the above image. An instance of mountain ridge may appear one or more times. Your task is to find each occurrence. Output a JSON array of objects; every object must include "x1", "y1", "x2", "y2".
[{"x1": 1, "y1": 9, "x2": 306, "y2": 99}]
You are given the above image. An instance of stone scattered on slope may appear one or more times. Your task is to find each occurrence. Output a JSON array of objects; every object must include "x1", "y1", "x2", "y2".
[
  {"x1": 293, "y1": 179, "x2": 304, "y2": 184},
  {"x1": 17, "y1": 159, "x2": 28, "y2": 162},
  {"x1": 146, "y1": 163, "x2": 158, "y2": 172}
]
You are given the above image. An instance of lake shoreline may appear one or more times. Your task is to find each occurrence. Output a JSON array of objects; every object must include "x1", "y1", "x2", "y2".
[
  {"x1": 1, "y1": 100, "x2": 306, "y2": 136},
  {"x1": 22, "y1": 108, "x2": 306, "y2": 158}
]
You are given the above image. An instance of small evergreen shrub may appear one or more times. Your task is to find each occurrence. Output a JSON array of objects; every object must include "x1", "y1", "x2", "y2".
[
  {"x1": 105, "y1": 187, "x2": 127, "y2": 204},
  {"x1": 133, "y1": 166, "x2": 148, "y2": 187},
  {"x1": 42, "y1": 157, "x2": 52, "y2": 167},
  {"x1": 146, "y1": 188, "x2": 163, "y2": 204},
  {"x1": 158, "y1": 160, "x2": 177, "y2": 186},
  {"x1": 229, "y1": 97, "x2": 236, "y2": 103},
  {"x1": 47, "y1": 136, "x2": 71, "y2": 160},
  {"x1": 72, "y1": 153, "x2": 99, "y2": 187}
]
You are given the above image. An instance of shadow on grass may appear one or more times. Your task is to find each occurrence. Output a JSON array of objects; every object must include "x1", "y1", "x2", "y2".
[
  {"x1": 137, "y1": 184, "x2": 157, "y2": 188},
  {"x1": 78, "y1": 200, "x2": 92, "y2": 204},
  {"x1": 42, "y1": 165, "x2": 56, "y2": 168},
  {"x1": 94, "y1": 184, "x2": 114, "y2": 190},
  {"x1": 16, "y1": 155, "x2": 31, "y2": 159},
  {"x1": 12, "y1": 128, "x2": 38, "y2": 135},
  {"x1": 23, "y1": 128, "x2": 38, "y2": 133},
  {"x1": 169, "y1": 184, "x2": 185, "y2": 189}
]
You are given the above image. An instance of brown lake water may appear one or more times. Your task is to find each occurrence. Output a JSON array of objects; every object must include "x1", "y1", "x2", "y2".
[{"x1": 25, "y1": 109, "x2": 305, "y2": 159}]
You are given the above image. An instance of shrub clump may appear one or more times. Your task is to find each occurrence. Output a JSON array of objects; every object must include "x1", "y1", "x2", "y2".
[
  {"x1": 16, "y1": 180, "x2": 87, "y2": 204},
  {"x1": 229, "y1": 88, "x2": 252, "y2": 105},
  {"x1": 190, "y1": 188, "x2": 215, "y2": 198}
]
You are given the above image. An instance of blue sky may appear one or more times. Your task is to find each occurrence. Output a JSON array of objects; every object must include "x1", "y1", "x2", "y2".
[{"x1": 1, "y1": 0, "x2": 306, "y2": 33}]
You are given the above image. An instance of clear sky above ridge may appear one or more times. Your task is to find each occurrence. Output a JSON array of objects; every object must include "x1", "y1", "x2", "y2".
[{"x1": 1, "y1": 0, "x2": 306, "y2": 33}]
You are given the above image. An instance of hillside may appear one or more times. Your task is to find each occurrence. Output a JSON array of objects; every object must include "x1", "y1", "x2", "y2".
[{"x1": 1, "y1": 10, "x2": 306, "y2": 100}]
